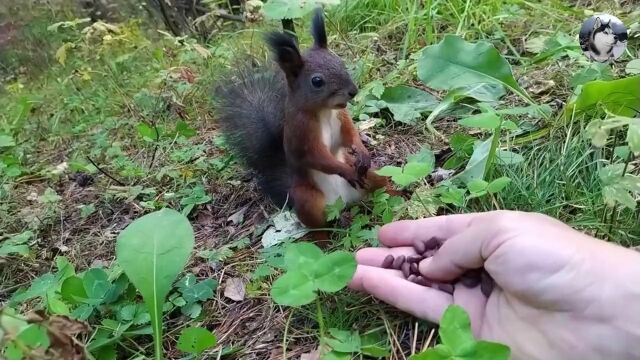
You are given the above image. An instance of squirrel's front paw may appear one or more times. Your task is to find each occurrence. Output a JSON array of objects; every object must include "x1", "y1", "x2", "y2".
[
  {"x1": 340, "y1": 169, "x2": 365, "y2": 189},
  {"x1": 349, "y1": 145, "x2": 371, "y2": 178}
]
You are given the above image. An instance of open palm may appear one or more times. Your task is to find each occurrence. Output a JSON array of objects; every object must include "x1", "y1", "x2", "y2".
[{"x1": 348, "y1": 211, "x2": 640, "y2": 360}]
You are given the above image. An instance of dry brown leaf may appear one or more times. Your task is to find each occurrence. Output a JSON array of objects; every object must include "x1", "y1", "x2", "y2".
[
  {"x1": 224, "y1": 277, "x2": 246, "y2": 301},
  {"x1": 24, "y1": 311, "x2": 90, "y2": 360},
  {"x1": 300, "y1": 349, "x2": 320, "y2": 360},
  {"x1": 227, "y1": 205, "x2": 248, "y2": 225}
]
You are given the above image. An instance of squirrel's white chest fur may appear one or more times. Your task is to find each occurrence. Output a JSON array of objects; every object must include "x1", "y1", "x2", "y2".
[{"x1": 310, "y1": 109, "x2": 364, "y2": 205}]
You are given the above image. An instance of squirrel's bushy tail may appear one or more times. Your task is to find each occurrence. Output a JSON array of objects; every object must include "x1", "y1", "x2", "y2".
[{"x1": 212, "y1": 65, "x2": 291, "y2": 207}]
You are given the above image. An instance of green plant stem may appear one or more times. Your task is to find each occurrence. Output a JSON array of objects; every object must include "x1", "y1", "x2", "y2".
[
  {"x1": 484, "y1": 129, "x2": 501, "y2": 180},
  {"x1": 282, "y1": 309, "x2": 294, "y2": 359},
  {"x1": 316, "y1": 297, "x2": 326, "y2": 339}
]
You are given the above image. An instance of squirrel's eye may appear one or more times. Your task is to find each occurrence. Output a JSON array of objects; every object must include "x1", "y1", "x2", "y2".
[{"x1": 311, "y1": 76, "x2": 325, "y2": 88}]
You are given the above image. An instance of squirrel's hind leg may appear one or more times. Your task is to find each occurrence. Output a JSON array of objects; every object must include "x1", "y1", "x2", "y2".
[
  {"x1": 365, "y1": 170, "x2": 408, "y2": 198},
  {"x1": 290, "y1": 179, "x2": 332, "y2": 246}
]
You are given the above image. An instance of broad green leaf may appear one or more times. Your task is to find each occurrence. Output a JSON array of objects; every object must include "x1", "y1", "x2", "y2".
[
  {"x1": 83, "y1": 268, "x2": 111, "y2": 300},
  {"x1": 570, "y1": 63, "x2": 613, "y2": 87},
  {"x1": 72, "y1": 304, "x2": 94, "y2": 320},
  {"x1": 93, "y1": 345, "x2": 117, "y2": 360},
  {"x1": 599, "y1": 164, "x2": 626, "y2": 184},
  {"x1": 627, "y1": 118, "x2": 640, "y2": 155},
  {"x1": 137, "y1": 123, "x2": 158, "y2": 142},
  {"x1": 501, "y1": 120, "x2": 518, "y2": 131},
  {"x1": 17, "y1": 324, "x2": 50, "y2": 349},
  {"x1": 175, "y1": 121, "x2": 196, "y2": 138},
  {"x1": 467, "y1": 179, "x2": 488, "y2": 193},
  {"x1": 496, "y1": 104, "x2": 552, "y2": 119},
  {"x1": 323, "y1": 351, "x2": 352, "y2": 360},
  {"x1": 116, "y1": 208, "x2": 194, "y2": 360},
  {"x1": 284, "y1": 242, "x2": 324, "y2": 276},
  {"x1": 313, "y1": 251, "x2": 357, "y2": 293},
  {"x1": 418, "y1": 35, "x2": 528, "y2": 100},
  {"x1": 376, "y1": 166, "x2": 403, "y2": 177},
  {"x1": 4, "y1": 342, "x2": 23, "y2": 360},
  {"x1": 565, "y1": 76, "x2": 640, "y2": 118},
  {"x1": 458, "y1": 112, "x2": 501, "y2": 129},
  {"x1": 424, "y1": 84, "x2": 505, "y2": 133},
  {"x1": 408, "y1": 148, "x2": 436, "y2": 166},
  {"x1": 0, "y1": 134, "x2": 15, "y2": 148},
  {"x1": 325, "y1": 328, "x2": 361, "y2": 353},
  {"x1": 404, "y1": 162, "x2": 432, "y2": 181},
  {"x1": 10, "y1": 273, "x2": 57, "y2": 304},
  {"x1": 450, "y1": 133, "x2": 476, "y2": 154},
  {"x1": 0, "y1": 244, "x2": 29, "y2": 256},
  {"x1": 360, "y1": 330, "x2": 391, "y2": 357},
  {"x1": 626, "y1": 59, "x2": 640, "y2": 75},
  {"x1": 177, "y1": 327, "x2": 217, "y2": 354},
  {"x1": 380, "y1": 85, "x2": 439, "y2": 124},
  {"x1": 270, "y1": 271, "x2": 316, "y2": 306},
  {"x1": 530, "y1": 32, "x2": 579, "y2": 63},
  {"x1": 496, "y1": 150, "x2": 524, "y2": 165},
  {"x1": 439, "y1": 305, "x2": 475, "y2": 353},
  {"x1": 439, "y1": 186, "x2": 465, "y2": 207},
  {"x1": 602, "y1": 185, "x2": 636, "y2": 209},
  {"x1": 487, "y1": 177, "x2": 512, "y2": 193},
  {"x1": 621, "y1": 175, "x2": 640, "y2": 193},
  {"x1": 614, "y1": 146, "x2": 630, "y2": 160},
  {"x1": 55, "y1": 256, "x2": 75, "y2": 279},
  {"x1": 456, "y1": 138, "x2": 492, "y2": 184},
  {"x1": 262, "y1": 0, "x2": 338, "y2": 20},
  {"x1": 46, "y1": 294, "x2": 70, "y2": 315},
  {"x1": 390, "y1": 173, "x2": 417, "y2": 187}
]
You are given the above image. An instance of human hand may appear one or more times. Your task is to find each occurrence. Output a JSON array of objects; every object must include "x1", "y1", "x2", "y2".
[{"x1": 348, "y1": 210, "x2": 640, "y2": 360}]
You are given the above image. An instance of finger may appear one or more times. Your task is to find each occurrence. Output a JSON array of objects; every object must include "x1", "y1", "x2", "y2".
[
  {"x1": 378, "y1": 212, "x2": 492, "y2": 247},
  {"x1": 348, "y1": 265, "x2": 452, "y2": 323},
  {"x1": 419, "y1": 222, "x2": 504, "y2": 281},
  {"x1": 355, "y1": 247, "x2": 417, "y2": 267}
]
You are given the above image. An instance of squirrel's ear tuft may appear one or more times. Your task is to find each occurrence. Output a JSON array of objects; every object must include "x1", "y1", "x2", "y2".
[
  {"x1": 311, "y1": 8, "x2": 327, "y2": 49},
  {"x1": 265, "y1": 32, "x2": 304, "y2": 82}
]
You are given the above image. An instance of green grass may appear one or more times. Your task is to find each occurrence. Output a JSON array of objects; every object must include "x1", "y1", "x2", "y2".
[{"x1": 1, "y1": 0, "x2": 639, "y2": 358}]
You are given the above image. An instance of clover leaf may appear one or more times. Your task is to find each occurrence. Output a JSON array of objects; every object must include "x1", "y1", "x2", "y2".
[{"x1": 270, "y1": 242, "x2": 357, "y2": 306}]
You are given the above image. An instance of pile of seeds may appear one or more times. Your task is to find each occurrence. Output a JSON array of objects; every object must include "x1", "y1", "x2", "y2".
[{"x1": 381, "y1": 237, "x2": 495, "y2": 297}]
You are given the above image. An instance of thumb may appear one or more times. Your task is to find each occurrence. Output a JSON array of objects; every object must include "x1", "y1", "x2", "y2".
[{"x1": 419, "y1": 219, "x2": 505, "y2": 281}]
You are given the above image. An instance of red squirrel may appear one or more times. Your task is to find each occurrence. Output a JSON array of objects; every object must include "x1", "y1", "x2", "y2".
[{"x1": 214, "y1": 8, "x2": 398, "y2": 229}]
